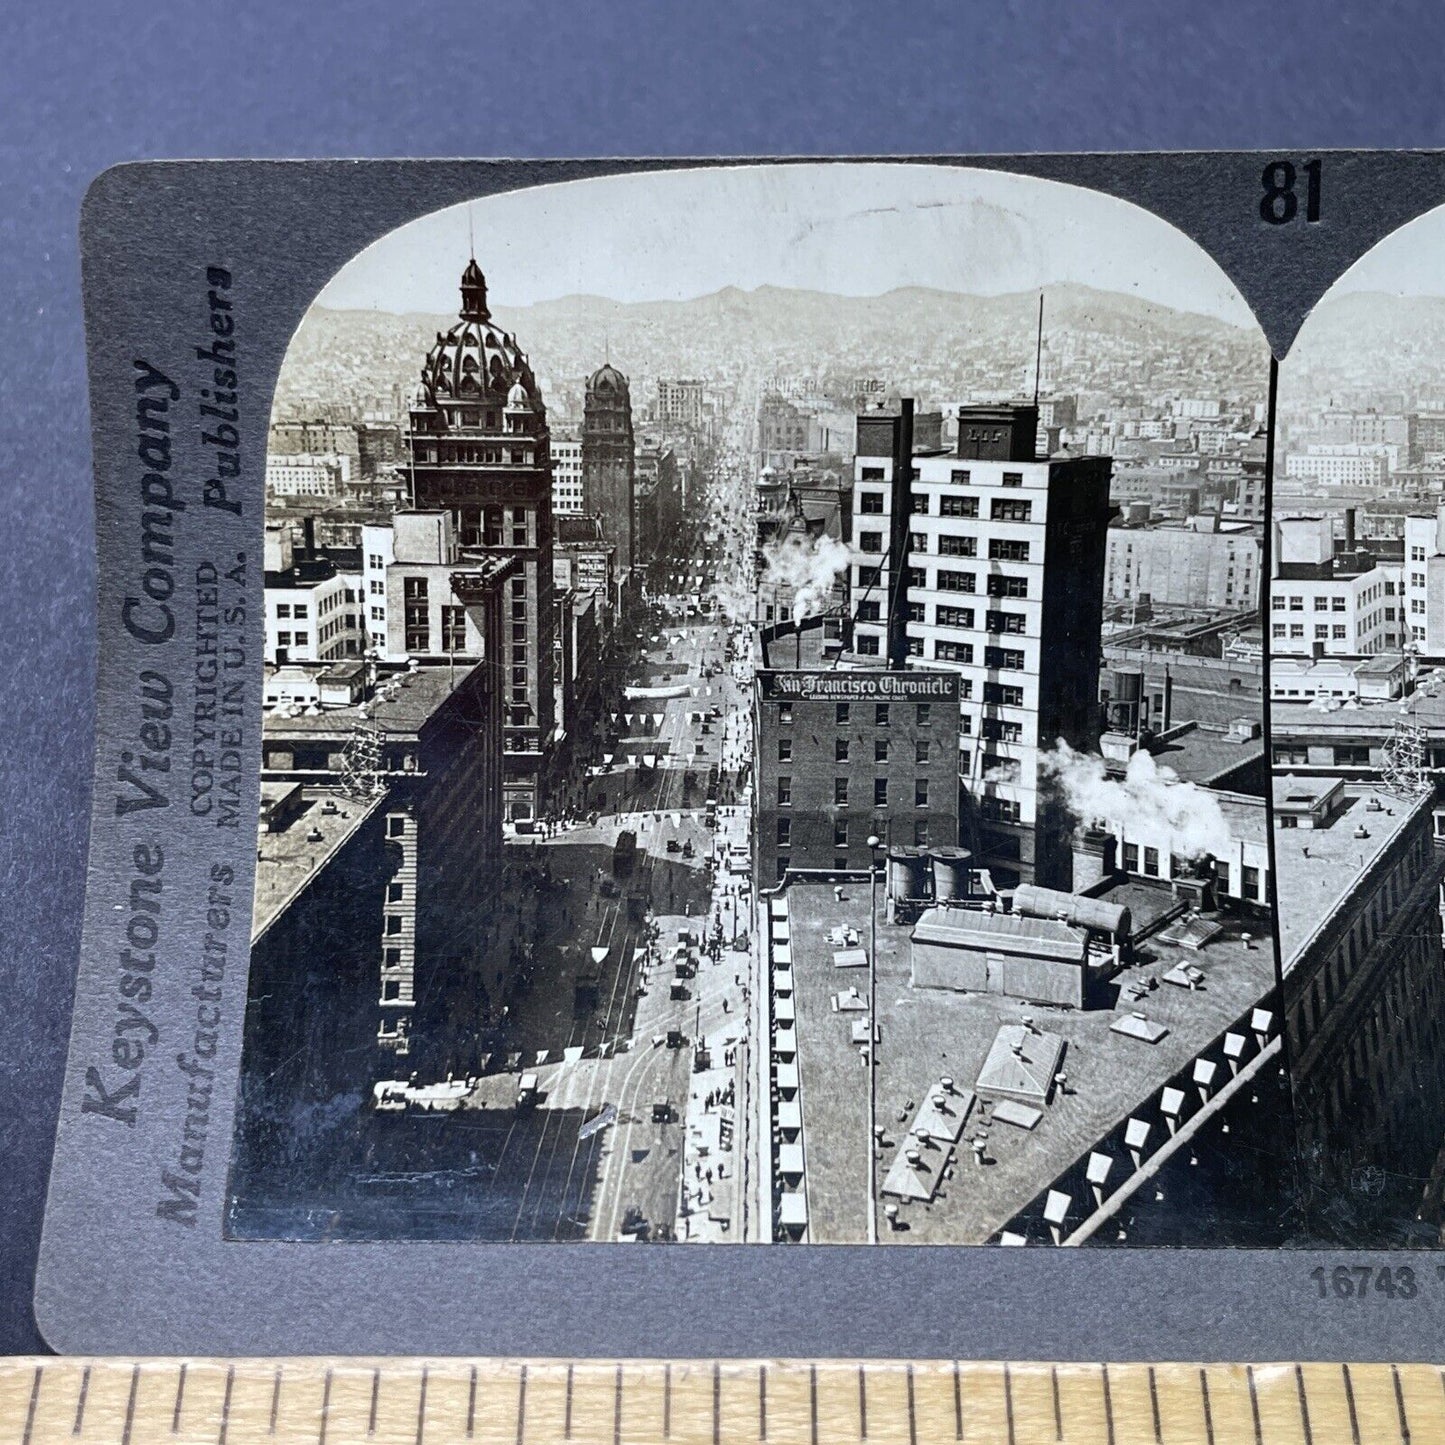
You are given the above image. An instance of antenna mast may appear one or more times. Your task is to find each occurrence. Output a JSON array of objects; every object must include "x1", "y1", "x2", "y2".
[{"x1": 1033, "y1": 292, "x2": 1045, "y2": 406}]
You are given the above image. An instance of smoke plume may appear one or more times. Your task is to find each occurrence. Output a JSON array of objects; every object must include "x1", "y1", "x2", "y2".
[
  {"x1": 1040, "y1": 741, "x2": 1233, "y2": 861},
  {"x1": 760, "y1": 532, "x2": 852, "y2": 623}
]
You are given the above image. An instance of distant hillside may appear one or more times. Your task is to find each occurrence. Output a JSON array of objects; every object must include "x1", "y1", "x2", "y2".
[{"x1": 272, "y1": 281, "x2": 1267, "y2": 418}]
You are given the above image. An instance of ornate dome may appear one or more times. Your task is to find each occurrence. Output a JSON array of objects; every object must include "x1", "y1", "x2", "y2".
[
  {"x1": 418, "y1": 260, "x2": 544, "y2": 415},
  {"x1": 505, "y1": 379, "x2": 532, "y2": 411},
  {"x1": 586, "y1": 361, "x2": 629, "y2": 397}
]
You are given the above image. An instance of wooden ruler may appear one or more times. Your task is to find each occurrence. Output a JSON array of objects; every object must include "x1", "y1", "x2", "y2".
[{"x1": 1, "y1": 1359, "x2": 1440, "y2": 1444}]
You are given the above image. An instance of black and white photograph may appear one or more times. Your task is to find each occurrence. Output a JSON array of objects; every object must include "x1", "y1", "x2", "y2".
[
  {"x1": 1271, "y1": 205, "x2": 1445, "y2": 1244},
  {"x1": 222, "y1": 163, "x2": 1289, "y2": 1249}
]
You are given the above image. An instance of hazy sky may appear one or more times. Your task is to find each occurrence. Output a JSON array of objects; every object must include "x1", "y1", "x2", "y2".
[
  {"x1": 314, "y1": 163, "x2": 1258, "y2": 328},
  {"x1": 1313, "y1": 201, "x2": 1445, "y2": 299}
]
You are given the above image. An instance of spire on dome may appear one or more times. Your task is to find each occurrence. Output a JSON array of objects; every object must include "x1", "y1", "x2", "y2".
[{"x1": 460, "y1": 258, "x2": 489, "y2": 321}]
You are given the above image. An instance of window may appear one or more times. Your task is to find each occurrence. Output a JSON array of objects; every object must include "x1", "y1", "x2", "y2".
[
  {"x1": 985, "y1": 646, "x2": 1026, "y2": 670},
  {"x1": 776, "y1": 819, "x2": 791, "y2": 848},
  {"x1": 874, "y1": 778, "x2": 888, "y2": 806},
  {"x1": 294, "y1": 632, "x2": 309, "y2": 647},
  {"x1": 982, "y1": 718, "x2": 1023, "y2": 742},
  {"x1": 916, "y1": 740, "x2": 931, "y2": 764},
  {"x1": 1241, "y1": 865, "x2": 1261, "y2": 901},
  {"x1": 370, "y1": 579, "x2": 384, "y2": 595},
  {"x1": 833, "y1": 820, "x2": 849, "y2": 848},
  {"x1": 906, "y1": 601, "x2": 925, "y2": 622},
  {"x1": 937, "y1": 569, "x2": 976, "y2": 592},
  {"x1": 986, "y1": 611, "x2": 1027, "y2": 635},
  {"x1": 911, "y1": 495, "x2": 930, "y2": 515},
  {"x1": 1123, "y1": 842, "x2": 1139, "y2": 872},
  {"x1": 779, "y1": 702, "x2": 793, "y2": 724},
  {"x1": 875, "y1": 703, "x2": 889, "y2": 726},
  {"x1": 938, "y1": 535, "x2": 976, "y2": 557},
  {"x1": 857, "y1": 600, "x2": 881, "y2": 622},
  {"x1": 275, "y1": 603, "x2": 291, "y2": 618},
  {"x1": 941, "y1": 495, "x2": 978, "y2": 518},
  {"x1": 857, "y1": 565, "x2": 883, "y2": 588},
  {"x1": 859, "y1": 531, "x2": 883, "y2": 553},
  {"x1": 860, "y1": 466, "x2": 885, "y2": 481},
  {"x1": 293, "y1": 604, "x2": 308, "y2": 619},
  {"x1": 935, "y1": 640, "x2": 974, "y2": 663},
  {"x1": 907, "y1": 567, "x2": 926, "y2": 588},
  {"x1": 951, "y1": 468, "x2": 972, "y2": 485},
  {"x1": 777, "y1": 776, "x2": 791, "y2": 805},
  {"x1": 987, "y1": 574, "x2": 1028, "y2": 598},
  {"x1": 914, "y1": 819, "x2": 930, "y2": 846},
  {"x1": 856, "y1": 633, "x2": 881, "y2": 655},
  {"x1": 384, "y1": 915, "x2": 403, "y2": 936},
  {"x1": 916, "y1": 704, "x2": 931, "y2": 726},
  {"x1": 860, "y1": 491, "x2": 885, "y2": 514},
  {"x1": 835, "y1": 702, "x2": 850, "y2": 724},
  {"x1": 988, "y1": 539, "x2": 1030, "y2": 562},
  {"x1": 276, "y1": 631, "x2": 291, "y2": 647},
  {"x1": 874, "y1": 739, "x2": 889, "y2": 763},
  {"x1": 910, "y1": 531, "x2": 928, "y2": 553},
  {"x1": 387, "y1": 882, "x2": 404, "y2": 903},
  {"x1": 906, "y1": 637, "x2": 924, "y2": 657},
  {"x1": 1313, "y1": 596, "x2": 1329, "y2": 612},
  {"x1": 1143, "y1": 846, "x2": 1160, "y2": 877},
  {"x1": 777, "y1": 738, "x2": 792, "y2": 762},
  {"x1": 991, "y1": 498, "x2": 1032, "y2": 522},
  {"x1": 983, "y1": 682, "x2": 1024, "y2": 705},
  {"x1": 441, "y1": 605, "x2": 466, "y2": 652},
  {"x1": 1002, "y1": 471, "x2": 1023, "y2": 488},
  {"x1": 915, "y1": 779, "x2": 930, "y2": 807},
  {"x1": 1333, "y1": 745, "x2": 1369, "y2": 766},
  {"x1": 404, "y1": 576, "x2": 430, "y2": 652},
  {"x1": 387, "y1": 815, "x2": 406, "y2": 838},
  {"x1": 834, "y1": 777, "x2": 849, "y2": 805}
]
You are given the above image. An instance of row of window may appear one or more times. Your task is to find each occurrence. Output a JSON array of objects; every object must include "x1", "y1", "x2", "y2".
[
  {"x1": 777, "y1": 775, "x2": 933, "y2": 808},
  {"x1": 854, "y1": 634, "x2": 1028, "y2": 670},
  {"x1": 1272, "y1": 594, "x2": 1350, "y2": 612}
]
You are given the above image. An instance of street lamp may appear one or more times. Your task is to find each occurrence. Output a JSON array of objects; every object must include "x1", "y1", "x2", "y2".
[{"x1": 867, "y1": 832, "x2": 882, "y2": 1245}]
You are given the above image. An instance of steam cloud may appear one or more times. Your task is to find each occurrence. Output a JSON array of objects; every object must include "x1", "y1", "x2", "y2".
[
  {"x1": 760, "y1": 532, "x2": 852, "y2": 623},
  {"x1": 1041, "y1": 741, "x2": 1233, "y2": 861}
]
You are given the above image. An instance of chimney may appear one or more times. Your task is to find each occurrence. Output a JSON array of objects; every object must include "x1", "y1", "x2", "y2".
[
  {"x1": 303, "y1": 514, "x2": 317, "y2": 556},
  {"x1": 1344, "y1": 507, "x2": 1357, "y2": 553},
  {"x1": 1072, "y1": 828, "x2": 1117, "y2": 893},
  {"x1": 887, "y1": 398, "x2": 915, "y2": 672}
]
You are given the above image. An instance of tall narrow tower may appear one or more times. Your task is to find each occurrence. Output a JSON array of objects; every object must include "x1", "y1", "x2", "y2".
[
  {"x1": 405, "y1": 258, "x2": 557, "y2": 821},
  {"x1": 581, "y1": 363, "x2": 636, "y2": 582}
]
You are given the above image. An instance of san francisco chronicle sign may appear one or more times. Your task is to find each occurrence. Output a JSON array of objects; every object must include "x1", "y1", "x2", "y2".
[{"x1": 757, "y1": 669, "x2": 960, "y2": 703}]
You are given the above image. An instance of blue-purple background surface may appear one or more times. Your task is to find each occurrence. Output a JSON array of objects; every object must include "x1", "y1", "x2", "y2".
[{"x1": 4, "y1": 0, "x2": 1444, "y2": 1354}]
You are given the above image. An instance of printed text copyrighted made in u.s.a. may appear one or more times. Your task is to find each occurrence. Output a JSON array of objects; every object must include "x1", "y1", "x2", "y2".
[{"x1": 83, "y1": 264, "x2": 251, "y2": 1230}]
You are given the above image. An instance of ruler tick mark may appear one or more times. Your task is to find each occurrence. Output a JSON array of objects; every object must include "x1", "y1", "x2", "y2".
[
  {"x1": 664, "y1": 1363, "x2": 672, "y2": 1440},
  {"x1": 1051, "y1": 1365, "x2": 1062, "y2": 1443},
  {"x1": 22, "y1": 1365, "x2": 41, "y2": 1445},
  {"x1": 121, "y1": 1365, "x2": 140, "y2": 1445},
  {"x1": 467, "y1": 1366, "x2": 477, "y2": 1439},
  {"x1": 173, "y1": 1363, "x2": 187, "y2": 1434},
  {"x1": 269, "y1": 1368, "x2": 281, "y2": 1437},
  {"x1": 319, "y1": 1369, "x2": 333, "y2": 1445},
  {"x1": 1148, "y1": 1366, "x2": 1161, "y2": 1445},
  {"x1": 618, "y1": 1364, "x2": 626, "y2": 1445},
  {"x1": 564, "y1": 1364, "x2": 573, "y2": 1439},
  {"x1": 1392, "y1": 1363, "x2": 1410, "y2": 1444},
  {"x1": 416, "y1": 1366, "x2": 428, "y2": 1445},
  {"x1": 712, "y1": 1363, "x2": 720, "y2": 1445},
  {"x1": 1343, "y1": 1363, "x2": 1361, "y2": 1445},
  {"x1": 1200, "y1": 1367, "x2": 1214, "y2": 1445},
  {"x1": 810, "y1": 1364, "x2": 818, "y2": 1445},
  {"x1": 219, "y1": 1366, "x2": 234, "y2": 1445},
  {"x1": 759, "y1": 1363, "x2": 767, "y2": 1442},
  {"x1": 1296, "y1": 1364, "x2": 1314, "y2": 1445},
  {"x1": 73, "y1": 1365, "x2": 90, "y2": 1436},
  {"x1": 859, "y1": 1364, "x2": 868, "y2": 1439},
  {"x1": 1102, "y1": 1364, "x2": 1116, "y2": 1445},
  {"x1": 369, "y1": 1369, "x2": 380, "y2": 1436},
  {"x1": 906, "y1": 1364, "x2": 917, "y2": 1445},
  {"x1": 954, "y1": 1360, "x2": 963, "y2": 1441},
  {"x1": 1004, "y1": 1363, "x2": 1015, "y2": 1445},
  {"x1": 515, "y1": 1364, "x2": 527, "y2": 1445},
  {"x1": 1246, "y1": 1364, "x2": 1262, "y2": 1445}
]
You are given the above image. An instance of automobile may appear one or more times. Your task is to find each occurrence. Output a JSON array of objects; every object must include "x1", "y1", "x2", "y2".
[
  {"x1": 651, "y1": 1098, "x2": 672, "y2": 1123},
  {"x1": 516, "y1": 1073, "x2": 540, "y2": 1112},
  {"x1": 666, "y1": 839, "x2": 681, "y2": 854}
]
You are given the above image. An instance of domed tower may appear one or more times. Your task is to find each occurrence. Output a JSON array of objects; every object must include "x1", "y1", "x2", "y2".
[
  {"x1": 581, "y1": 361, "x2": 636, "y2": 579},
  {"x1": 405, "y1": 258, "x2": 556, "y2": 821}
]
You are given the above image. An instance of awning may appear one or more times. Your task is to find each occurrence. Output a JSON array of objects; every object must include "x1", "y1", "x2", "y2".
[
  {"x1": 778, "y1": 1194, "x2": 808, "y2": 1227},
  {"x1": 775, "y1": 1061, "x2": 799, "y2": 1092},
  {"x1": 774, "y1": 996, "x2": 796, "y2": 1024},
  {"x1": 778, "y1": 1143, "x2": 805, "y2": 1177},
  {"x1": 776, "y1": 1100, "x2": 802, "y2": 1132},
  {"x1": 773, "y1": 1028, "x2": 798, "y2": 1059}
]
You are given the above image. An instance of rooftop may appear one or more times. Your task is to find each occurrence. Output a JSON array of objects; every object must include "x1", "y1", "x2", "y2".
[
  {"x1": 780, "y1": 875, "x2": 1275, "y2": 1245},
  {"x1": 262, "y1": 664, "x2": 476, "y2": 739},
  {"x1": 1145, "y1": 722, "x2": 1264, "y2": 788},
  {"x1": 252, "y1": 787, "x2": 382, "y2": 940},
  {"x1": 1272, "y1": 785, "x2": 1428, "y2": 970}
]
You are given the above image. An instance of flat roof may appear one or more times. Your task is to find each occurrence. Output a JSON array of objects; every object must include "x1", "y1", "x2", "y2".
[
  {"x1": 1273, "y1": 786, "x2": 1428, "y2": 970},
  {"x1": 781, "y1": 876, "x2": 1276, "y2": 1244},
  {"x1": 1146, "y1": 725, "x2": 1263, "y2": 787},
  {"x1": 263, "y1": 665, "x2": 474, "y2": 739},
  {"x1": 252, "y1": 787, "x2": 382, "y2": 940}
]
